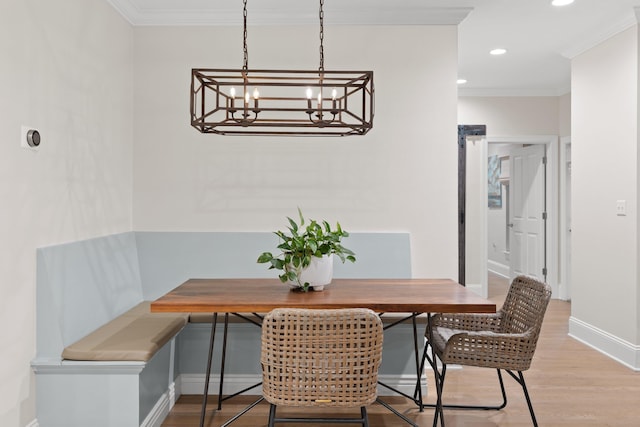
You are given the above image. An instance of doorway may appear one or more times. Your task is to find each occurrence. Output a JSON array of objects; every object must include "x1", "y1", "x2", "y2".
[{"x1": 463, "y1": 135, "x2": 559, "y2": 298}]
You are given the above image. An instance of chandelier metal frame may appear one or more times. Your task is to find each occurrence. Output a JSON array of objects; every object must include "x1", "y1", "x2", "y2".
[{"x1": 190, "y1": 0, "x2": 374, "y2": 136}]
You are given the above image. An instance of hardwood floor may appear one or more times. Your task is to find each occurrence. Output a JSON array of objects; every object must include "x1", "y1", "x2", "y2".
[{"x1": 163, "y1": 273, "x2": 640, "y2": 426}]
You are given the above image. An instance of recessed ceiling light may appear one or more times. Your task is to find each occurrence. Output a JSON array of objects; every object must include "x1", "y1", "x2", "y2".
[
  {"x1": 552, "y1": 0, "x2": 574, "y2": 6},
  {"x1": 457, "y1": 79, "x2": 467, "y2": 85},
  {"x1": 490, "y1": 48, "x2": 507, "y2": 56}
]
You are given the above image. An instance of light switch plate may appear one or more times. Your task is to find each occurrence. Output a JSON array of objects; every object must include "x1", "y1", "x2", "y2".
[{"x1": 616, "y1": 200, "x2": 626, "y2": 216}]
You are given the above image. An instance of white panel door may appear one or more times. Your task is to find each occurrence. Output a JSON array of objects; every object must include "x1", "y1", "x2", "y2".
[{"x1": 509, "y1": 144, "x2": 545, "y2": 281}]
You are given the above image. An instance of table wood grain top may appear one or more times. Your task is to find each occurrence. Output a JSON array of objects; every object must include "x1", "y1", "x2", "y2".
[{"x1": 150, "y1": 278, "x2": 496, "y2": 314}]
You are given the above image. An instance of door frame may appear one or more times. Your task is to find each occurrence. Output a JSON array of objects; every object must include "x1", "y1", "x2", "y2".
[
  {"x1": 559, "y1": 136, "x2": 572, "y2": 300},
  {"x1": 458, "y1": 125, "x2": 487, "y2": 286},
  {"x1": 479, "y1": 135, "x2": 559, "y2": 297}
]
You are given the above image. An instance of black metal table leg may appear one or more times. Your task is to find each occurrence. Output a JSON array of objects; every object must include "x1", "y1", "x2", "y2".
[
  {"x1": 200, "y1": 312, "x2": 218, "y2": 427},
  {"x1": 217, "y1": 313, "x2": 230, "y2": 410}
]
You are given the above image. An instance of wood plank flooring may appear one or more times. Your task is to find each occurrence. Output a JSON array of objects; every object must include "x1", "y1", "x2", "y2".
[{"x1": 162, "y1": 274, "x2": 640, "y2": 426}]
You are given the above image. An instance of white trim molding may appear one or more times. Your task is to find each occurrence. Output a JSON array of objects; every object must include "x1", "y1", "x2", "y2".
[
  {"x1": 487, "y1": 260, "x2": 509, "y2": 278},
  {"x1": 483, "y1": 135, "x2": 559, "y2": 297},
  {"x1": 569, "y1": 316, "x2": 640, "y2": 371},
  {"x1": 178, "y1": 373, "x2": 426, "y2": 398},
  {"x1": 141, "y1": 384, "x2": 177, "y2": 427},
  {"x1": 105, "y1": 0, "x2": 472, "y2": 26}
]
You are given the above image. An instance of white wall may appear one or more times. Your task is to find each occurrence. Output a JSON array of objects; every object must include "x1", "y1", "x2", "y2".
[
  {"x1": 571, "y1": 26, "x2": 639, "y2": 347},
  {"x1": 0, "y1": 0, "x2": 134, "y2": 425},
  {"x1": 133, "y1": 25, "x2": 460, "y2": 279},
  {"x1": 559, "y1": 92, "x2": 572, "y2": 137},
  {"x1": 459, "y1": 96, "x2": 561, "y2": 135}
]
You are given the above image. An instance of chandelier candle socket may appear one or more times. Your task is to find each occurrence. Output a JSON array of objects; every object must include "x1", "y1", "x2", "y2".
[{"x1": 190, "y1": 0, "x2": 374, "y2": 136}]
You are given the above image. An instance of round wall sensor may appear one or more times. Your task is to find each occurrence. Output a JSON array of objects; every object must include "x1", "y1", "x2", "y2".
[{"x1": 26, "y1": 129, "x2": 41, "y2": 147}]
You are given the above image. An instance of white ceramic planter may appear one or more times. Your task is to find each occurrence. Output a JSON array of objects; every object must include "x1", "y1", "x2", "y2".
[{"x1": 287, "y1": 254, "x2": 334, "y2": 291}]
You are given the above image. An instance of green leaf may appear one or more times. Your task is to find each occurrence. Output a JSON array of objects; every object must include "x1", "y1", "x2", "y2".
[
  {"x1": 287, "y1": 216, "x2": 298, "y2": 233},
  {"x1": 285, "y1": 271, "x2": 297, "y2": 282},
  {"x1": 257, "y1": 252, "x2": 273, "y2": 263},
  {"x1": 341, "y1": 247, "x2": 355, "y2": 255},
  {"x1": 303, "y1": 255, "x2": 311, "y2": 267}
]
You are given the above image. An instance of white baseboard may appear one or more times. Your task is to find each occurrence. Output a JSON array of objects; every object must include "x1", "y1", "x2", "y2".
[
  {"x1": 487, "y1": 260, "x2": 509, "y2": 278},
  {"x1": 569, "y1": 316, "x2": 640, "y2": 371},
  {"x1": 140, "y1": 382, "x2": 177, "y2": 427},
  {"x1": 178, "y1": 373, "x2": 428, "y2": 398},
  {"x1": 180, "y1": 373, "x2": 263, "y2": 396},
  {"x1": 72, "y1": 374, "x2": 427, "y2": 427}
]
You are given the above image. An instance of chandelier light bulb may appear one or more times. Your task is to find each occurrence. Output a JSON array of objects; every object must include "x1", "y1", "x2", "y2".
[
  {"x1": 331, "y1": 88, "x2": 337, "y2": 100},
  {"x1": 253, "y1": 87, "x2": 259, "y2": 99},
  {"x1": 230, "y1": 87, "x2": 236, "y2": 99},
  {"x1": 245, "y1": 91, "x2": 250, "y2": 104},
  {"x1": 306, "y1": 87, "x2": 313, "y2": 99}
]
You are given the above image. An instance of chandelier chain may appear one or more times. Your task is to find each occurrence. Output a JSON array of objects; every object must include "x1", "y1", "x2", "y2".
[
  {"x1": 243, "y1": 0, "x2": 249, "y2": 70},
  {"x1": 319, "y1": 0, "x2": 325, "y2": 72}
]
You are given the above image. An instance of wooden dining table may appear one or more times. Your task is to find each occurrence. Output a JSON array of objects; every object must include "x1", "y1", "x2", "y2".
[{"x1": 151, "y1": 278, "x2": 496, "y2": 427}]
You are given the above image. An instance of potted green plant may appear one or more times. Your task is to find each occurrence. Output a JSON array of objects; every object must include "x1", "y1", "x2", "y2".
[{"x1": 257, "y1": 208, "x2": 356, "y2": 292}]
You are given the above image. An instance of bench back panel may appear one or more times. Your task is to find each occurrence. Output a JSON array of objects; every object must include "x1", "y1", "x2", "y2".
[
  {"x1": 35, "y1": 231, "x2": 411, "y2": 360},
  {"x1": 36, "y1": 232, "x2": 143, "y2": 359},
  {"x1": 135, "y1": 231, "x2": 412, "y2": 300}
]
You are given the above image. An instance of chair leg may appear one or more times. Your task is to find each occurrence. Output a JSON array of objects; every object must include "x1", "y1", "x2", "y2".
[
  {"x1": 432, "y1": 363, "x2": 446, "y2": 427},
  {"x1": 268, "y1": 404, "x2": 276, "y2": 427},
  {"x1": 504, "y1": 370, "x2": 538, "y2": 427},
  {"x1": 423, "y1": 338, "x2": 446, "y2": 427},
  {"x1": 361, "y1": 406, "x2": 369, "y2": 427},
  {"x1": 267, "y1": 403, "x2": 372, "y2": 426},
  {"x1": 495, "y1": 369, "x2": 508, "y2": 410}
]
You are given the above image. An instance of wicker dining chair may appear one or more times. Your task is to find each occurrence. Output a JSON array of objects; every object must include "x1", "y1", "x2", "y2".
[
  {"x1": 261, "y1": 308, "x2": 383, "y2": 427},
  {"x1": 422, "y1": 275, "x2": 552, "y2": 427}
]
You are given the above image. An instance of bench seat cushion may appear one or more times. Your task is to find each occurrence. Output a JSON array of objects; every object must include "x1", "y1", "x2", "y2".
[{"x1": 62, "y1": 302, "x2": 188, "y2": 362}]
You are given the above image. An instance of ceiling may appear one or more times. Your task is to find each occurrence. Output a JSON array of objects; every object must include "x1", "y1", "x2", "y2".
[{"x1": 106, "y1": 0, "x2": 640, "y2": 96}]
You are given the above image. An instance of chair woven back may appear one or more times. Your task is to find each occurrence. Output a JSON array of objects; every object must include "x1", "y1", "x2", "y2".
[
  {"x1": 499, "y1": 275, "x2": 552, "y2": 337},
  {"x1": 261, "y1": 308, "x2": 383, "y2": 408}
]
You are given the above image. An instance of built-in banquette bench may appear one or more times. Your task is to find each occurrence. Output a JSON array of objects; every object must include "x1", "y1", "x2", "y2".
[{"x1": 32, "y1": 231, "x2": 415, "y2": 427}]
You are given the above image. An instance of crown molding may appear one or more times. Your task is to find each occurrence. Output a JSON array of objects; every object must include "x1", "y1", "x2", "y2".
[
  {"x1": 459, "y1": 85, "x2": 570, "y2": 98},
  {"x1": 561, "y1": 8, "x2": 639, "y2": 59},
  {"x1": 105, "y1": 0, "x2": 472, "y2": 26}
]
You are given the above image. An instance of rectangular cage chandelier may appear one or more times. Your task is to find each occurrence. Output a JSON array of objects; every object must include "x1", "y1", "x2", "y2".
[{"x1": 190, "y1": 0, "x2": 374, "y2": 137}]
